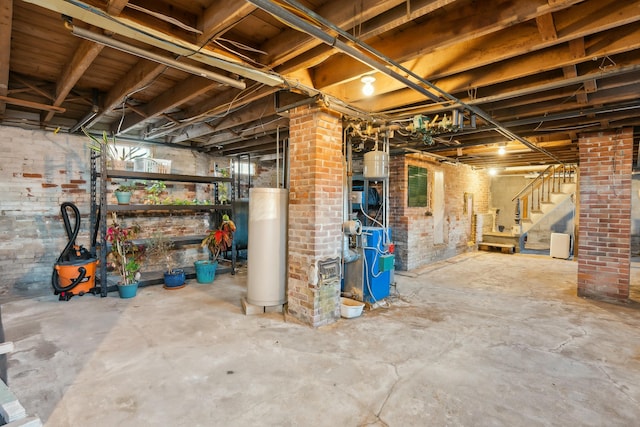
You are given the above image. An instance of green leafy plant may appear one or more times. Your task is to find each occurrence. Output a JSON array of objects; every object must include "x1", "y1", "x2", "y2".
[
  {"x1": 84, "y1": 128, "x2": 118, "y2": 160},
  {"x1": 201, "y1": 214, "x2": 236, "y2": 260},
  {"x1": 216, "y1": 168, "x2": 230, "y2": 204},
  {"x1": 83, "y1": 127, "x2": 146, "y2": 168},
  {"x1": 115, "y1": 182, "x2": 137, "y2": 192},
  {"x1": 145, "y1": 180, "x2": 166, "y2": 205},
  {"x1": 106, "y1": 213, "x2": 144, "y2": 285}
]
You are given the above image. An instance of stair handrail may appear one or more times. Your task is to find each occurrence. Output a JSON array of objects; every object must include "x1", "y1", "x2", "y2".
[{"x1": 511, "y1": 165, "x2": 554, "y2": 202}]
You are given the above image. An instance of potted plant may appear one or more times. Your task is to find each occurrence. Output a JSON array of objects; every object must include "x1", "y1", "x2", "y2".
[
  {"x1": 106, "y1": 213, "x2": 145, "y2": 298},
  {"x1": 83, "y1": 128, "x2": 146, "y2": 170},
  {"x1": 147, "y1": 233, "x2": 186, "y2": 289},
  {"x1": 197, "y1": 214, "x2": 236, "y2": 283},
  {"x1": 114, "y1": 182, "x2": 137, "y2": 205}
]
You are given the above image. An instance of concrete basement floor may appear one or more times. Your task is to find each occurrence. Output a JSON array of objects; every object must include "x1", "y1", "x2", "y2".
[{"x1": 2, "y1": 252, "x2": 640, "y2": 426}]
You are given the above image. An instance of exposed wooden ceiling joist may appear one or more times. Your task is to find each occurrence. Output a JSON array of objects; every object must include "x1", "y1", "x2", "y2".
[{"x1": 3, "y1": 0, "x2": 639, "y2": 168}]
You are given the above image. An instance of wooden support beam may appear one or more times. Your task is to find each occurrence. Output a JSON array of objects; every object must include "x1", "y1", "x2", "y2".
[
  {"x1": 536, "y1": 12, "x2": 558, "y2": 41},
  {"x1": 147, "y1": 85, "x2": 279, "y2": 140},
  {"x1": 0, "y1": 95, "x2": 66, "y2": 113},
  {"x1": 12, "y1": 75, "x2": 54, "y2": 101},
  {"x1": 584, "y1": 79, "x2": 598, "y2": 93},
  {"x1": 263, "y1": 0, "x2": 404, "y2": 66},
  {"x1": 563, "y1": 64, "x2": 588, "y2": 103},
  {"x1": 576, "y1": 78, "x2": 599, "y2": 104},
  {"x1": 42, "y1": 40, "x2": 103, "y2": 122},
  {"x1": 116, "y1": 76, "x2": 219, "y2": 135},
  {"x1": 197, "y1": 0, "x2": 256, "y2": 45},
  {"x1": 202, "y1": 116, "x2": 288, "y2": 147},
  {"x1": 171, "y1": 95, "x2": 277, "y2": 143},
  {"x1": 0, "y1": 0, "x2": 12, "y2": 115},
  {"x1": 42, "y1": 0, "x2": 129, "y2": 123},
  {"x1": 313, "y1": 0, "x2": 586, "y2": 90},
  {"x1": 352, "y1": 22, "x2": 640, "y2": 113},
  {"x1": 562, "y1": 65, "x2": 578, "y2": 78},
  {"x1": 568, "y1": 37, "x2": 586, "y2": 59},
  {"x1": 102, "y1": 61, "x2": 165, "y2": 114}
]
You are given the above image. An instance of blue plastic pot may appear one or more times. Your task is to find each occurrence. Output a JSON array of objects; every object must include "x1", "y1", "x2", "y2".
[
  {"x1": 194, "y1": 260, "x2": 217, "y2": 283},
  {"x1": 115, "y1": 191, "x2": 132, "y2": 205},
  {"x1": 117, "y1": 282, "x2": 138, "y2": 298}
]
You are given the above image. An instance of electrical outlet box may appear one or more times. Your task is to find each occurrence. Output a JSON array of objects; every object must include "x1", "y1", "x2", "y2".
[{"x1": 379, "y1": 254, "x2": 395, "y2": 272}]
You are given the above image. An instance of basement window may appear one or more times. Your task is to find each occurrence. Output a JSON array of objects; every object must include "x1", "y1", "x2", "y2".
[
  {"x1": 234, "y1": 161, "x2": 255, "y2": 176},
  {"x1": 408, "y1": 165, "x2": 428, "y2": 207}
]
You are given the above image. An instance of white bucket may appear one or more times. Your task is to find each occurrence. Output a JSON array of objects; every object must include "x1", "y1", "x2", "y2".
[{"x1": 340, "y1": 297, "x2": 365, "y2": 318}]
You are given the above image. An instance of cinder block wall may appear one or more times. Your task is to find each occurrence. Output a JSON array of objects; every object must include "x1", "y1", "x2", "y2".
[
  {"x1": 0, "y1": 126, "x2": 251, "y2": 300},
  {"x1": 389, "y1": 153, "x2": 490, "y2": 270},
  {"x1": 577, "y1": 128, "x2": 633, "y2": 301}
]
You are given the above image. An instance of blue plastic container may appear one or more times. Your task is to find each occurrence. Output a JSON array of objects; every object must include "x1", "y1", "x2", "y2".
[
  {"x1": 117, "y1": 282, "x2": 138, "y2": 298},
  {"x1": 194, "y1": 260, "x2": 217, "y2": 283}
]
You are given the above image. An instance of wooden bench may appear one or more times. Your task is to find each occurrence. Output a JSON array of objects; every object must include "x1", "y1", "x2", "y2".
[{"x1": 478, "y1": 242, "x2": 515, "y2": 254}]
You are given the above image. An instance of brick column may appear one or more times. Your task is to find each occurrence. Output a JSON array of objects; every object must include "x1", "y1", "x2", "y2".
[
  {"x1": 287, "y1": 104, "x2": 343, "y2": 327},
  {"x1": 577, "y1": 128, "x2": 633, "y2": 301}
]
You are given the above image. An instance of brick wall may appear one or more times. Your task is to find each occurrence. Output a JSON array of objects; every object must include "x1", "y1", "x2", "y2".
[
  {"x1": 253, "y1": 159, "x2": 279, "y2": 188},
  {"x1": 577, "y1": 128, "x2": 633, "y2": 301},
  {"x1": 0, "y1": 126, "x2": 219, "y2": 300},
  {"x1": 287, "y1": 105, "x2": 343, "y2": 327},
  {"x1": 389, "y1": 153, "x2": 490, "y2": 270}
]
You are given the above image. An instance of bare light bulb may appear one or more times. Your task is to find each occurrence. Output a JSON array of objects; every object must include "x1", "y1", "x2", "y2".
[
  {"x1": 498, "y1": 146, "x2": 506, "y2": 155},
  {"x1": 361, "y1": 75, "x2": 376, "y2": 96}
]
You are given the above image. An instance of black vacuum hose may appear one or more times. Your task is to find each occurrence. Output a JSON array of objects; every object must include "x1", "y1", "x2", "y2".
[
  {"x1": 51, "y1": 266, "x2": 88, "y2": 293},
  {"x1": 52, "y1": 202, "x2": 86, "y2": 293},
  {"x1": 57, "y1": 202, "x2": 81, "y2": 263}
]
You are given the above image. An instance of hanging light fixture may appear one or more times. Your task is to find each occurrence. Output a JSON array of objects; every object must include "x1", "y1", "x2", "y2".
[
  {"x1": 497, "y1": 142, "x2": 507, "y2": 155},
  {"x1": 361, "y1": 75, "x2": 376, "y2": 96}
]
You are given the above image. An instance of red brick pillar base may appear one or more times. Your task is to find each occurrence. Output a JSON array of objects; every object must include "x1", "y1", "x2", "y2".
[
  {"x1": 577, "y1": 128, "x2": 633, "y2": 301},
  {"x1": 287, "y1": 104, "x2": 343, "y2": 327}
]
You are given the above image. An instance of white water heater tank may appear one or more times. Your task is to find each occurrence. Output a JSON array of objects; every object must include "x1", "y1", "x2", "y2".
[
  {"x1": 247, "y1": 188, "x2": 288, "y2": 306},
  {"x1": 363, "y1": 151, "x2": 389, "y2": 179}
]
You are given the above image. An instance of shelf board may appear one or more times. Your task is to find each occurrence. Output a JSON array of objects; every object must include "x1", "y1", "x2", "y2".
[
  {"x1": 130, "y1": 235, "x2": 207, "y2": 247},
  {"x1": 101, "y1": 170, "x2": 232, "y2": 183},
  {"x1": 96, "y1": 264, "x2": 233, "y2": 289},
  {"x1": 107, "y1": 204, "x2": 232, "y2": 212}
]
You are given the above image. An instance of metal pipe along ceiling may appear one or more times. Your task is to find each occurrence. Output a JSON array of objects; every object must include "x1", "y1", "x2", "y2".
[
  {"x1": 249, "y1": 0, "x2": 563, "y2": 164},
  {"x1": 246, "y1": 0, "x2": 441, "y2": 103},
  {"x1": 68, "y1": 24, "x2": 246, "y2": 90},
  {"x1": 22, "y1": 0, "x2": 283, "y2": 87}
]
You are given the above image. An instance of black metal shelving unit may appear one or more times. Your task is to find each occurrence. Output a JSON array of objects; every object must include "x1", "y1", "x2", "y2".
[{"x1": 90, "y1": 159, "x2": 236, "y2": 296}]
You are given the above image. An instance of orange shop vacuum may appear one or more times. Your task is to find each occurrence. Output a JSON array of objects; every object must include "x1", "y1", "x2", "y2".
[{"x1": 52, "y1": 202, "x2": 99, "y2": 301}]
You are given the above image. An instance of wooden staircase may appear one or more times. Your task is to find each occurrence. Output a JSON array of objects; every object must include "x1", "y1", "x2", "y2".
[{"x1": 512, "y1": 164, "x2": 577, "y2": 250}]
